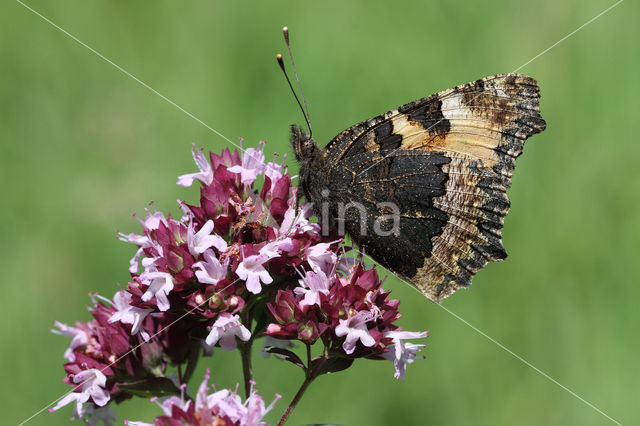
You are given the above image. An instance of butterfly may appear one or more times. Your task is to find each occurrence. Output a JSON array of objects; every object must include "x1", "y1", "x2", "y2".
[{"x1": 291, "y1": 73, "x2": 546, "y2": 302}]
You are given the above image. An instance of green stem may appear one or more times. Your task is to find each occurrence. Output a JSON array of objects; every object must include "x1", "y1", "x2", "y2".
[
  {"x1": 277, "y1": 374, "x2": 315, "y2": 426},
  {"x1": 277, "y1": 344, "x2": 321, "y2": 426},
  {"x1": 239, "y1": 308, "x2": 255, "y2": 398}
]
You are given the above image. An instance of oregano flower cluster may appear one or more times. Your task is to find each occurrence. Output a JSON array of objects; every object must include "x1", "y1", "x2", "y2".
[{"x1": 51, "y1": 142, "x2": 428, "y2": 425}]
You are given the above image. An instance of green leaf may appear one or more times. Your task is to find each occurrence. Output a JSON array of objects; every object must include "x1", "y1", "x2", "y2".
[
  {"x1": 312, "y1": 356, "x2": 354, "y2": 376},
  {"x1": 117, "y1": 377, "x2": 182, "y2": 398},
  {"x1": 263, "y1": 346, "x2": 305, "y2": 369}
]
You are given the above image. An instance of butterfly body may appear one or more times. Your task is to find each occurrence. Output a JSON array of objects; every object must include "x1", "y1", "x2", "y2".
[{"x1": 292, "y1": 74, "x2": 546, "y2": 302}]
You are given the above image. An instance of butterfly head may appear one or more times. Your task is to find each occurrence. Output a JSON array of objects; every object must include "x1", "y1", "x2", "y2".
[{"x1": 290, "y1": 124, "x2": 318, "y2": 163}]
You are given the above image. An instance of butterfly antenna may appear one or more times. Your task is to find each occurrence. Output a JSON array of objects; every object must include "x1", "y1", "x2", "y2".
[
  {"x1": 277, "y1": 54, "x2": 312, "y2": 137},
  {"x1": 277, "y1": 26, "x2": 313, "y2": 137},
  {"x1": 283, "y1": 27, "x2": 312, "y2": 135}
]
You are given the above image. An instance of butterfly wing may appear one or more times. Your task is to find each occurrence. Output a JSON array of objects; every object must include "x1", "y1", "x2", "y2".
[{"x1": 323, "y1": 74, "x2": 546, "y2": 302}]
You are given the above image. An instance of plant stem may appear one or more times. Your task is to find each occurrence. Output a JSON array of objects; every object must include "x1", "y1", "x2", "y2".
[
  {"x1": 177, "y1": 363, "x2": 183, "y2": 384},
  {"x1": 278, "y1": 344, "x2": 320, "y2": 426},
  {"x1": 182, "y1": 343, "x2": 200, "y2": 385},
  {"x1": 239, "y1": 309, "x2": 255, "y2": 398},
  {"x1": 277, "y1": 374, "x2": 315, "y2": 426},
  {"x1": 240, "y1": 339, "x2": 254, "y2": 398}
]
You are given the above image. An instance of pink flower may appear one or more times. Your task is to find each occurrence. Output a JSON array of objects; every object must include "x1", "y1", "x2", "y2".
[
  {"x1": 136, "y1": 208, "x2": 167, "y2": 230},
  {"x1": 108, "y1": 290, "x2": 153, "y2": 340},
  {"x1": 244, "y1": 382, "x2": 282, "y2": 425},
  {"x1": 278, "y1": 204, "x2": 319, "y2": 237},
  {"x1": 236, "y1": 254, "x2": 273, "y2": 294},
  {"x1": 335, "y1": 311, "x2": 376, "y2": 355},
  {"x1": 49, "y1": 369, "x2": 110, "y2": 414},
  {"x1": 127, "y1": 371, "x2": 280, "y2": 425},
  {"x1": 205, "y1": 312, "x2": 251, "y2": 350},
  {"x1": 187, "y1": 220, "x2": 227, "y2": 256},
  {"x1": 265, "y1": 157, "x2": 285, "y2": 190},
  {"x1": 140, "y1": 271, "x2": 174, "y2": 311},
  {"x1": 51, "y1": 321, "x2": 89, "y2": 362},
  {"x1": 258, "y1": 237, "x2": 294, "y2": 258},
  {"x1": 155, "y1": 395, "x2": 191, "y2": 417},
  {"x1": 117, "y1": 232, "x2": 152, "y2": 274},
  {"x1": 193, "y1": 249, "x2": 228, "y2": 285},
  {"x1": 227, "y1": 142, "x2": 266, "y2": 185},
  {"x1": 177, "y1": 143, "x2": 214, "y2": 187},
  {"x1": 305, "y1": 242, "x2": 337, "y2": 274},
  {"x1": 382, "y1": 330, "x2": 428, "y2": 380},
  {"x1": 294, "y1": 269, "x2": 330, "y2": 307}
]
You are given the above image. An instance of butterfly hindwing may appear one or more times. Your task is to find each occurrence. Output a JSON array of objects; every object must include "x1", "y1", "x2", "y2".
[{"x1": 320, "y1": 73, "x2": 545, "y2": 302}]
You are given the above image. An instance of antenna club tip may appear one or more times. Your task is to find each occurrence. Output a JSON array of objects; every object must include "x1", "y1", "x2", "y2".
[
  {"x1": 283, "y1": 26, "x2": 288, "y2": 33},
  {"x1": 276, "y1": 53, "x2": 283, "y2": 60}
]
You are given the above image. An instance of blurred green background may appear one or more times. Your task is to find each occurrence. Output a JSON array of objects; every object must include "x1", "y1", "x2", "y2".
[{"x1": 2, "y1": 0, "x2": 638, "y2": 425}]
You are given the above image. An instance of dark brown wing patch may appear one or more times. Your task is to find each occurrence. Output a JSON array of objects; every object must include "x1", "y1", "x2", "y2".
[{"x1": 331, "y1": 150, "x2": 451, "y2": 281}]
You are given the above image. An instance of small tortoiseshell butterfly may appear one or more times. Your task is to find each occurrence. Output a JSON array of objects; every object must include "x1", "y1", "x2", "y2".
[{"x1": 281, "y1": 29, "x2": 546, "y2": 302}]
